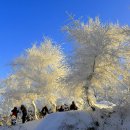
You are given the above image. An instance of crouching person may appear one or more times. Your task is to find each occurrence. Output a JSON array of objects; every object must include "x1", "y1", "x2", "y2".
[
  {"x1": 41, "y1": 106, "x2": 49, "y2": 118},
  {"x1": 58, "y1": 105, "x2": 64, "y2": 112},
  {"x1": 70, "y1": 101, "x2": 78, "y2": 110}
]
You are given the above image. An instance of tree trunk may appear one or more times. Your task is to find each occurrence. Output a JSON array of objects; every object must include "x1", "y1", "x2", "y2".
[
  {"x1": 32, "y1": 100, "x2": 38, "y2": 120},
  {"x1": 85, "y1": 56, "x2": 97, "y2": 110},
  {"x1": 85, "y1": 85, "x2": 96, "y2": 111}
]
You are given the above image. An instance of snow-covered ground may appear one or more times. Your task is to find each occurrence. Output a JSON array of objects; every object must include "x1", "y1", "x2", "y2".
[
  {"x1": 35, "y1": 111, "x2": 93, "y2": 130},
  {"x1": 1, "y1": 109, "x2": 130, "y2": 130},
  {"x1": 35, "y1": 109, "x2": 130, "y2": 130},
  {"x1": 0, "y1": 111, "x2": 93, "y2": 130},
  {"x1": 0, "y1": 120, "x2": 39, "y2": 130}
]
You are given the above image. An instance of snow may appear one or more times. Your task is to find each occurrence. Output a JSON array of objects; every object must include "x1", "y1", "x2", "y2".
[
  {"x1": 0, "y1": 111, "x2": 94, "y2": 130},
  {"x1": 0, "y1": 120, "x2": 39, "y2": 130},
  {"x1": 35, "y1": 111, "x2": 93, "y2": 130},
  {"x1": 94, "y1": 101, "x2": 116, "y2": 109},
  {"x1": 1, "y1": 110, "x2": 130, "y2": 130}
]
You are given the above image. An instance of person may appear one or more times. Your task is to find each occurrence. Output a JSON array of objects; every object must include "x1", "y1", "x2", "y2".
[
  {"x1": 11, "y1": 107, "x2": 19, "y2": 125},
  {"x1": 41, "y1": 106, "x2": 49, "y2": 117},
  {"x1": 70, "y1": 101, "x2": 78, "y2": 110},
  {"x1": 58, "y1": 105, "x2": 64, "y2": 112},
  {"x1": 20, "y1": 105, "x2": 27, "y2": 123},
  {"x1": 11, "y1": 107, "x2": 19, "y2": 119}
]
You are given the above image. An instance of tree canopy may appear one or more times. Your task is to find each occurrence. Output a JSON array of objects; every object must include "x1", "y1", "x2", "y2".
[{"x1": 63, "y1": 17, "x2": 130, "y2": 105}]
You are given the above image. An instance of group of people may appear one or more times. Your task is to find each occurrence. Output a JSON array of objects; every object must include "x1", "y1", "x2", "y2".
[
  {"x1": 10, "y1": 101, "x2": 78, "y2": 125},
  {"x1": 11, "y1": 104, "x2": 27, "y2": 125},
  {"x1": 41, "y1": 101, "x2": 78, "y2": 117},
  {"x1": 56, "y1": 101, "x2": 78, "y2": 112}
]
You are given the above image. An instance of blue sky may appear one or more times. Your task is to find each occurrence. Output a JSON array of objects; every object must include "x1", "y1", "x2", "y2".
[{"x1": 0, "y1": 0, "x2": 130, "y2": 78}]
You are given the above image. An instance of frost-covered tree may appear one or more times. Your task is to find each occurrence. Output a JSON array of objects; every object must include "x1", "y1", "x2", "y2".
[
  {"x1": 64, "y1": 17, "x2": 130, "y2": 107},
  {"x1": 2, "y1": 38, "x2": 70, "y2": 116},
  {"x1": 1, "y1": 74, "x2": 38, "y2": 117},
  {"x1": 12, "y1": 38, "x2": 69, "y2": 99}
]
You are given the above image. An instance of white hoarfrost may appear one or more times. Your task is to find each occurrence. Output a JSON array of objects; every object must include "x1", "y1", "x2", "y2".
[
  {"x1": 94, "y1": 101, "x2": 116, "y2": 109},
  {"x1": 64, "y1": 17, "x2": 130, "y2": 106},
  {"x1": 1, "y1": 38, "x2": 71, "y2": 115}
]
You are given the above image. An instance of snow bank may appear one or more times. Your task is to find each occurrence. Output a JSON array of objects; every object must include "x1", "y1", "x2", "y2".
[
  {"x1": 35, "y1": 111, "x2": 93, "y2": 130},
  {"x1": 94, "y1": 101, "x2": 116, "y2": 109},
  {"x1": 0, "y1": 120, "x2": 39, "y2": 130},
  {"x1": 1, "y1": 109, "x2": 130, "y2": 130}
]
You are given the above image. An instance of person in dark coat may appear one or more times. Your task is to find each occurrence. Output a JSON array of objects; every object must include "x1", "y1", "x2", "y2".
[
  {"x1": 70, "y1": 101, "x2": 78, "y2": 110},
  {"x1": 41, "y1": 106, "x2": 49, "y2": 117},
  {"x1": 11, "y1": 107, "x2": 19, "y2": 125},
  {"x1": 20, "y1": 105, "x2": 27, "y2": 123},
  {"x1": 58, "y1": 105, "x2": 64, "y2": 112},
  {"x1": 11, "y1": 107, "x2": 19, "y2": 118}
]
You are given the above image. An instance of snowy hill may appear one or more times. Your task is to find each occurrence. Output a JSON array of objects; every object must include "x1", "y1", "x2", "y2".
[
  {"x1": 0, "y1": 120, "x2": 39, "y2": 130},
  {"x1": 35, "y1": 111, "x2": 93, "y2": 130},
  {"x1": 35, "y1": 109, "x2": 130, "y2": 130},
  {"x1": 0, "y1": 111, "x2": 96, "y2": 130},
  {"x1": 1, "y1": 109, "x2": 130, "y2": 130}
]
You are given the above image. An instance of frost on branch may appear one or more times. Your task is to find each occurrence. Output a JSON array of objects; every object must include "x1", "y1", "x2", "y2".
[
  {"x1": 1, "y1": 38, "x2": 71, "y2": 114},
  {"x1": 64, "y1": 17, "x2": 130, "y2": 106}
]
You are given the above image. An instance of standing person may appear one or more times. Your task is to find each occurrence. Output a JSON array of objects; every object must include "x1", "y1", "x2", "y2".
[
  {"x1": 11, "y1": 107, "x2": 19, "y2": 118},
  {"x1": 20, "y1": 105, "x2": 27, "y2": 123},
  {"x1": 11, "y1": 107, "x2": 19, "y2": 125},
  {"x1": 41, "y1": 106, "x2": 49, "y2": 117},
  {"x1": 70, "y1": 101, "x2": 78, "y2": 110}
]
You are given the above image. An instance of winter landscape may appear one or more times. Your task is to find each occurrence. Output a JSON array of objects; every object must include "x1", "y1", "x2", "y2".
[{"x1": 0, "y1": 0, "x2": 130, "y2": 130}]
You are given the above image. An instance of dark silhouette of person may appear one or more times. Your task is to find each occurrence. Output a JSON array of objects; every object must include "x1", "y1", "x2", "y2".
[
  {"x1": 70, "y1": 101, "x2": 78, "y2": 110},
  {"x1": 20, "y1": 105, "x2": 27, "y2": 123},
  {"x1": 58, "y1": 105, "x2": 64, "y2": 112},
  {"x1": 11, "y1": 107, "x2": 19, "y2": 125},
  {"x1": 11, "y1": 107, "x2": 19, "y2": 118},
  {"x1": 41, "y1": 106, "x2": 49, "y2": 117}
]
